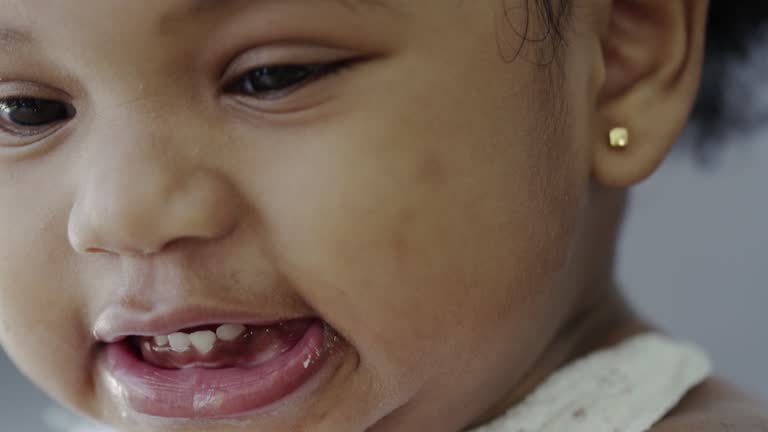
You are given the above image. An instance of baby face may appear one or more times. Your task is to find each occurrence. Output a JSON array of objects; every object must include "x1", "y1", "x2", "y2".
[{"x1": 0, "y1": 1, "x2": 599, "y2": 431}]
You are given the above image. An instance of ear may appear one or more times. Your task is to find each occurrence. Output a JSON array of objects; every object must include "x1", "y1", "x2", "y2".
[{"x1": 592, "y1": 0, "x2": 710, "y2": 187}]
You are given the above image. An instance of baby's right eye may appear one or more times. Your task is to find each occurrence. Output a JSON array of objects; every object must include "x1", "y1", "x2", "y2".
[{"x1": 0, "y1": 97, "x2": 76, "y2": 138}]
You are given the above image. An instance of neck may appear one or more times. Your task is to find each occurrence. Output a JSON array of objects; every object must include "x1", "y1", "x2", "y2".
[
  {"x1": 466, "y1": 283, "x2": 653, "y2": 430},
  {"x1": 466, "y1": 187, "x2": 652, "y2": 430}
]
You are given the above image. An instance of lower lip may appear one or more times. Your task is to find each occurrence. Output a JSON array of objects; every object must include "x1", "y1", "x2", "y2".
[{"x1": 101, "y1": 319, "x2": 330, "y2": 419}]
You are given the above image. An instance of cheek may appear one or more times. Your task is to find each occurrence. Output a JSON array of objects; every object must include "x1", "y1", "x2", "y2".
[
  {"x1": 0, "y1": 164, "x2": 93, "y2": 413},
  {"x1": 255, "y1": 67, "x2": 585, "y2": 410}
]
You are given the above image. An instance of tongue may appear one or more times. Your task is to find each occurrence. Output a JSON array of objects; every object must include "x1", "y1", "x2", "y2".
[{"x1": 136, "y1": 320, "x2": 313, "y2": 370}]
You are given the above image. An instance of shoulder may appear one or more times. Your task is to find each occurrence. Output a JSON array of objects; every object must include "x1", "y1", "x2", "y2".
[
  {"x1": 652, "y1": 406, "x2": 768, "y2": 432},
  {"x1": 652, "y1": 377, "x2": 768, "y2": 432}
]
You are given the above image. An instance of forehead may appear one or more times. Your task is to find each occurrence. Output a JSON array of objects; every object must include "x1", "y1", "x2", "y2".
[{"x1": 0, "y1": 0, "x2": 397, "y2": 47}]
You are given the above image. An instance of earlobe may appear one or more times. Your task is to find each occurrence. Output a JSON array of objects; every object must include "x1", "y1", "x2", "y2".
[{"x1": 591, "y1": 0, "x2": 709, "y2": 187}]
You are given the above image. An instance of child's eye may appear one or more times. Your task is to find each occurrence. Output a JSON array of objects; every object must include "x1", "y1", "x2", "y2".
[
  {"x1": 224, "y1": 61, "x2": 349, "y2": 99},
  {"x1": 0, "y1": 97, "x2": 76, "y2": 137}
]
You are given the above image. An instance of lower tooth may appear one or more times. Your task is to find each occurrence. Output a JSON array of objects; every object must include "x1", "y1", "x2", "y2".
[
  {"x1": 189, "y1": 330, "x2": 216, "y2": 354},
  {"x1": 153, "y1": 335, "x2": 169, "y2": 347},
  {"x1": 168, "y1": 333, "x2": 191, "y2": 353},
  {"x1": 216, "y1": 324, "x2": 246, "y2": 341}
]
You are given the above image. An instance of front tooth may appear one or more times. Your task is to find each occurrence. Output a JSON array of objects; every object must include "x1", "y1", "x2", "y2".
[
  {"x1": 153, "y1": 335, "x2": 169, "y2": 346},
  {"x1": 216, "y1": 324, "x2": 246, "y2": 341},
  {"x1": 189, "y1": 330, "x2": 216, "y2": 355},
  {"x1": 168, "y1": 333, "x2": 191, "y2": 353}
]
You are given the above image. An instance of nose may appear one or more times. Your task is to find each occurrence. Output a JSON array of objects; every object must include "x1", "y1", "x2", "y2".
[{"x1": 68, "y1": 120, "x2": 241, "y2": 257}]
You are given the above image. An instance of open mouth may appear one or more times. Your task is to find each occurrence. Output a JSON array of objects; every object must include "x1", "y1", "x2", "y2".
[
  {"x1": 131, "y1": 320, "x2": 312, "y2": 370},
  {"x1": 100, "y1": 318, "x2": 339, "y2": 419}
]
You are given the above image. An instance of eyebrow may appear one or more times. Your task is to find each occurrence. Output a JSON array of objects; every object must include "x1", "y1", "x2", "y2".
[
  {"x1": 168, "y1": 0, "x2": 392, "y2": 20},
  {"x1": 0, "y1": 28, "x2": 32, "y2": 49}
]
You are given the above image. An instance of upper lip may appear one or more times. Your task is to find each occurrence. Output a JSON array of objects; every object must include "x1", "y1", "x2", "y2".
[{"x1": 93, "y1": 305, "x2": 315, "y2": 343}]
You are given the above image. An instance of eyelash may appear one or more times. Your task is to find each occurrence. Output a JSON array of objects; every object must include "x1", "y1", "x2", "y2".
[
  {"x1": 0, "y1": 97, "x2": 76, "y2": 137},
  {"x1": 223, "y1": 59, "x2": 354, "y2": 99},
  {"x1": 0, "y1": 60, "x2": 354, "y2": 139}
]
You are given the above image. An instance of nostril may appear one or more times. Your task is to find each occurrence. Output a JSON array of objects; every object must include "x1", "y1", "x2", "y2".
[
  {"x1": 83, "y1": 244, "x2": 155, "y2": 257},
  {"x1": 85, "y1": 247, "x2": 113, "y2": 255},
  {"x1": 85, "y1": 248, "x2": 109, "y2": 253}
]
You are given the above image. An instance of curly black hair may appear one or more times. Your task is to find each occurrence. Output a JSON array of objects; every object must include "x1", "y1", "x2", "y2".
[
  {"x1": 691, "y1": 2, "x2": 768, "y2": 158},
  {"x1": 536, "y1": 0, "x2": 768, "y2": 159}
]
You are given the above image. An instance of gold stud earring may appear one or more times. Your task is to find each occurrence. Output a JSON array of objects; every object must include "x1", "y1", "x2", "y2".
[{"x1": 609, "y1": 127, "x2": 629, "y2": 149}]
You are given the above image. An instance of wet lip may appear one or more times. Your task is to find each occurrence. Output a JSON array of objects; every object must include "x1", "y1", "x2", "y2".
[
  {"x1": 101, "y1": 318, "x2": 332, "y2": 419},
  {"x1": 93, "y1": 305, "x2": 316, "y2": 343}
]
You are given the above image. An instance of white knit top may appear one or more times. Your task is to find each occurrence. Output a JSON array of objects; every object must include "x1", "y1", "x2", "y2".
[{"x1": 469, "y1": 333, "x2": 712, "y2": 432}]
